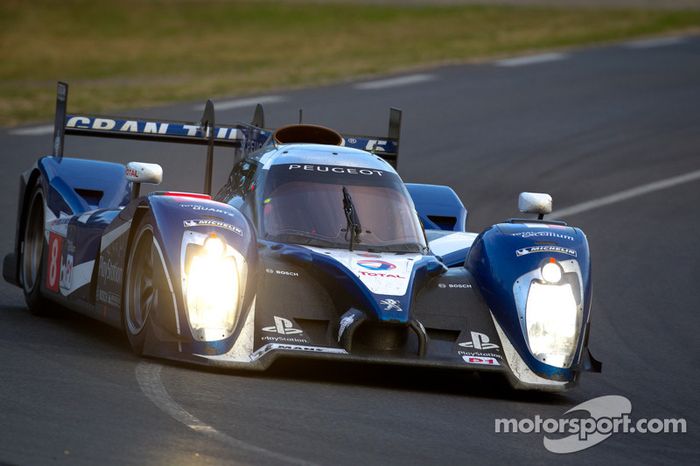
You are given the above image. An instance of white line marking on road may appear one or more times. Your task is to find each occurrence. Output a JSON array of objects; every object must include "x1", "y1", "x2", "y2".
[
  {"x1": 135, "y1": 361, "x2": 312, "y2": 465},
  {"x1": 552, "y1": 169, "x2": 700, "y2": 218},
  {"x1": 193, "y1": 95, "x2": 285, "y2": 111},
  {"x1": 496, "y1": 52, "x2": 568, "y2": 67},
  {"x1": 623, "y1": 36, "x2": 685, "y2": 49},
  {"x1": 354, "y1": 74, "x2": 435, "y2": 90},
  {"x1": 9, "y1": 124, "x2": 54, "y2": 136}
]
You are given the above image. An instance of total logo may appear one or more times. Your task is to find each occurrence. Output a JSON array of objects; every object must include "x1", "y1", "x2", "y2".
[
  {"x1": 458, "y1": 331, "x2": 499, "y2": 350},
  {"x1": 262, "y1": 316, "x2": 303, "y2": 335},
  {"x1": 357, "y1": 260, "x2": 396, "y2": 271},
  {"x1": 359, "y1": 271, "x2": 404, "y2": 279}
]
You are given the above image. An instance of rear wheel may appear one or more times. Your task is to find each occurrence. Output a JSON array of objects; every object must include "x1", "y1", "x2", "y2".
[
  {"x1": 21, "y1": 186, "x2": 52, "y2": 315},
  {"x1": 123, "y1": 214, "x2": 172, "y2": 355}
]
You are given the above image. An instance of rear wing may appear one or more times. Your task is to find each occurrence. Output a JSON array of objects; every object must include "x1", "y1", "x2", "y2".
[
  {"x1": 250, "y1": 104, "x2": 402, "y2": 167},
  {"x1": 51, "y1": 82, "x2": 402, "y2": 194}
]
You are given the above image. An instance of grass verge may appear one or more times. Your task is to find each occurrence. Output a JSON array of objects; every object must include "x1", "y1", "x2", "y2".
[{"x1": 2, "y1": 0, "x2": 699, "y2": 126}]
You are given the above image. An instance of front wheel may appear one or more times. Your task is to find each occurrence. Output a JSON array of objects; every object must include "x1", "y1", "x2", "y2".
[{"x1": 123, "y1": 214, "x2": 172, "y2": 355}]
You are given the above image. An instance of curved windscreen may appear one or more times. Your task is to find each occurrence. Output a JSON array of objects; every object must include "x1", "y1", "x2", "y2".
[{"x1": 261, "y1": 164, "x2": 427, "y2": 253}]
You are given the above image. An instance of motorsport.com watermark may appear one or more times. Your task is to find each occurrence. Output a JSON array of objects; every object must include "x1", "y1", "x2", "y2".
[{"x1": 495, "y1": 395, "x2": 687, "y2": 453}]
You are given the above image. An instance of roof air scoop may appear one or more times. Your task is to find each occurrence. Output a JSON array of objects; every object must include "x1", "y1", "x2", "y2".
[{"x1": 273, "y1": 124, "x2": 344, "y2": 146}]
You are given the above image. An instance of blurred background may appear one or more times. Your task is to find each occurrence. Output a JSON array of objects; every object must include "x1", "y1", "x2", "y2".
[{"x1": 2, "y1": 0, "x2": 699, "y2": 126}]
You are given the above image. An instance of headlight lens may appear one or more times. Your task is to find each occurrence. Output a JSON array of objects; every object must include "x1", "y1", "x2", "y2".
[
  {"x1": 541, "y1": 260, "x2": 562, "y2": 283},
  {"x1": 525, "y1": 281, "x2": 580, "y2": 368},
  {"x1": 184, "y1": 235, "x2": 241, "y2": 341}
]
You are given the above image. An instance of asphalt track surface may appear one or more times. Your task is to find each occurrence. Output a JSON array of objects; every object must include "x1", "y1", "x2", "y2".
[{"x1": 1, "y1": 37, "x2": 699, "y2": 465}]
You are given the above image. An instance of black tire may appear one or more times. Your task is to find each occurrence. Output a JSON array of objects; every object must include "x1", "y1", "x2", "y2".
[
  {"x1": 20, "y1": 185, "x2": 52, "y2": 315},
  {"x1": 122, "y1": 213, "x2": 172, "y2": 355}
]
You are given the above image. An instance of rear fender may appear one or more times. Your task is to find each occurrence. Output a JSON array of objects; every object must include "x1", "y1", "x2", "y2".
[
  {"x1": 466, "y1": 222, "x2": 591, "y2": 382},
  {"x1": 3, "y1": 155, "x2": 126, "y2": 288},
  {"x1": 37, "y1": 156, "x2": 132, "y2": 217},
  {"x1": 406, "y1": 183, "x2": 467, "y2": 232}
]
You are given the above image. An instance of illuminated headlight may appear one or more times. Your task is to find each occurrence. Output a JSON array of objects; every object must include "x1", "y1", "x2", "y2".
[
  {"x1": 525, "y1": 281, "x2": 580, "y2": 368},
  {"x1": 541, "y1": 260, "x2": 562, "y2": 283},
  {"x1": 183, "y1": 235, "x2": 245, "y2": 341}
]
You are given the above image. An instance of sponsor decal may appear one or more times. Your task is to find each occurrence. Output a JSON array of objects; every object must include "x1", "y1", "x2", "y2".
[
  {"x1": 59, "y1": 253, "x2": 74, "y2": 291},
  {"x1": 337, "y1": 314, "x2": 356, "y2": 342},
  {"x1": 438, "y1": 282, "x2": 472, "y2": 289},
  {"x1": 46, "y1": 233, "x2": 63, "y2": 292},
  {"x1": 511, "y1": 231, "x2": 575, "y2": 241},
  {"x1": 364, "y1": 139, "x2": 388, "y2": 152},
  {"x1": 463, "y1": 355, "x2": 500, "y2": 366},
  {"x1": 125, "y1": 167, "x2": 139, "y2": 178},
  {"x1": 99, "y1": 256, "x2": 123, "y2": 284},
  {"x1": 66, "y1": 116, "x2": 242, "y2": 140},
  {"x1": 183, "y1": 218, "x2": 243, "y2": 236},
  {"x1": 49, "y1": 216, "x2": 72, "y2": 226},
  {"x1": 357, "y1": 259, "x2": 396, "y2": 271},
  {"x1": 459, "y1": 331, "x2": 499, "y2": 350},
  {"x1": 261, "y1": 335, "x2": 308, "y2": 343},
  {"x1": 97, "y1": 289, "x2": 121, "y2": 307},
  {"x1": 344, "y1": 138, "x2": 389, "y2": 152},
  {"x1": 265, "y1": 268, "x2": 299, "y2": 277},
  {"x1": 359, "y1": 271, "x2": 404, "y2": 279},
  {"x1": 262, "y1": 316, "x2": 303, "y2": 335},
  {"x1": 287, "y1": 164, "x2": 384, "y2": 176},
  {"x1": 179, "y1": 204, "x2": 236, "y2": 218},
  {"x1": 516, "y1": 246, "x2": 577, "y2": 257},
  {"x1": 458, "y1": 350, "x2": 503, "y2": 360},
  {"x1": 379, "y1": 298, "x2": 402, "y2": 312},
  {"x1": 251, "y1": 343, "x2": 347, "y2": 361}
]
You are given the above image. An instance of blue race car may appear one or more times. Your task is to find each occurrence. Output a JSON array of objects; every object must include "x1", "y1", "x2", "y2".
[{"x1": 3, "y1": 82, "x2": 600, "y2": 391}]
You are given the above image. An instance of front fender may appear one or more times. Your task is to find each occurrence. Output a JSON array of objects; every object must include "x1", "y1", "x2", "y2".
[
  {"x1": 466, "y1": 222, "x2": 592, "y2": 382},
  {"x1": 145, "y1": 193, "x2": 258, "y2": 353}
]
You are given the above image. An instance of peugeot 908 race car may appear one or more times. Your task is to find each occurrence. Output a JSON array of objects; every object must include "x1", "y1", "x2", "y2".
[{"x1": 3, "y1": 83, "x2": 600, "y2": 391}]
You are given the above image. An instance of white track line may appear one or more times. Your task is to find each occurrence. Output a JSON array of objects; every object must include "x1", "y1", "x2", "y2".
[
  {"x1": 9, "y1": 124, "x2": 54, "y2": 136},
  {"x1": 354, "y1": 74, "x2": 435, "y2": 90},
  {"x1": 496, "y1": 53, "x2": 568, "y2": 67},
  {"x1": 135, "y1": 361, "x2": 312, "y2": 465},
  {"x1": 193, "y1": 95, "x2": 285, "y2": 111},
  {"x1": 552, "y1": 169, "x2": 700, "y2": 218},
  {"x1": 624, "y1": 36, "x2": 685, "y2": 49}
]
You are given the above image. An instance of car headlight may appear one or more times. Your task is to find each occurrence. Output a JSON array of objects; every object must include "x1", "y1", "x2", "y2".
[
  {"x1": 513, "y1": 258, "x2": 583, "y2": 368},
  {"x1": 541, "y1": 259, "x2": 562, "y2": 284},
  {"x1": 182, "y1": 233, "x2": 246, "y2": 342},
  {"x1": 522, "y1": 260, "x2": 582, "y2": 368}
]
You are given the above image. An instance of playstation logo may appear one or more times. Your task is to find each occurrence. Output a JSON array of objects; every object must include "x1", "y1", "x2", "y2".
[
  {"x1": 458, "y1": 331, "x2": 499, "y2": 350},
  {"x1": 262, "y1": 316, "x2": 303, "y2": 335}
]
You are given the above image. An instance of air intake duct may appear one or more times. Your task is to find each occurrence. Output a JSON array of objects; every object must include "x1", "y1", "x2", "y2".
[{"x1": 273, "y1": 124, "x2": 343, "y2": 146}]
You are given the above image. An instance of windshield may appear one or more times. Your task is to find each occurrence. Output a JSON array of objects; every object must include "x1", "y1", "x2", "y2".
[{"x1": 261, "y1": 164, "x2": 427, "y2": 253}]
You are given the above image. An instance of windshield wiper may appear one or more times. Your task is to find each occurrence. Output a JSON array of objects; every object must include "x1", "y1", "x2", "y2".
[{"x1": 342, "y1": 186, "x2": 362, "y2": 251}]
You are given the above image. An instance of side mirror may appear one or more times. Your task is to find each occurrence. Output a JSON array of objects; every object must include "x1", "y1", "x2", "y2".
[
  {"x1": 126, "y1": 162, "x2": 163, "y2": 199},
  {"x1": 518, "y1": 192, "x2": 552, "y2": 219}
]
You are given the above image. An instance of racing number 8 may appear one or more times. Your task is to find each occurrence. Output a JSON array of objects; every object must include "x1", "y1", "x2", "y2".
[{"x1": 46, "y1": 233, "x2": 62, "y2": 292}]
